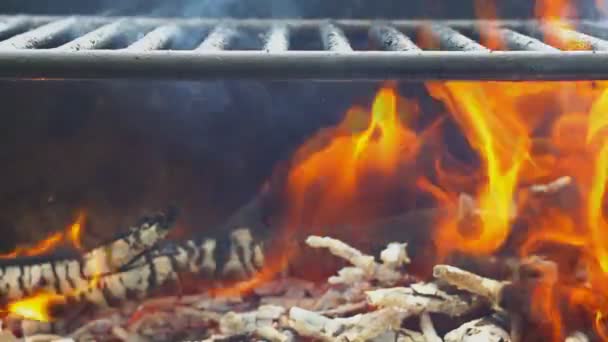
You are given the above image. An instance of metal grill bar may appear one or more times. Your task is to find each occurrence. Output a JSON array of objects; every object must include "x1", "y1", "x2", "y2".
[
  {"x1": 196, "y1": 25, "x2": 236, "y2": 51},
  {"x1": 1, "y1": 16, "x2": 608, "y2": 80},
  {"x1": 429, "y1": 24, "x2": 490, "y2": 51},
  {"x1": 542, "y1": 23, "x2": 608, "y2": 50},
  {"x1": 126, "y1": 25, "x2": 181, "y2": 51},
  {"x1": 263, "y1": 25, "x2": 289, "y2": 52},
  {"x1": 499, "y1": 28, "x2": 558, "y2": 51},
  {"x1": 0, "y1": 18, "x2": 79, "y2": 49},
  {"x1": 320, "y1": 23, "x2": 352, "y2": 52},
  {"x1": 0, "y1": 17, "x2": 40, "y2": 41},
  {"x1": 369, "y1": 25, "x2": 420, "y2": 51},
  {"x1": 57, "y1": 20, "x2": 128, "y2": 50}
]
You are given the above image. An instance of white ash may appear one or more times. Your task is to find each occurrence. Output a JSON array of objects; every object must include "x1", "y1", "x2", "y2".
[
  {"x1": 444, "y1": 317, "x2": 511, "y2": 342},
  {"x1": 219, "y1": 305, "x2": 285, "y2": 336},
  {"x1": 0, "y1": 331, "x2": 18, "y2": 342},
  {"x1": 565, "y1": 331, "x2": 590, "y2": 342},
  {"x1": 433, "y1": 264, "x2": 506, "y2": 307},
  {"x1": 288, "y1": 306, "x2": 405, "y2": 342},
  {"x1": 372, "y1": 329, "x2": 426, "y2": 342},
  {"x1": 380, "y1": 242, "x2": 411, "y2": 268},
  {"x1": 419, "y1": 312, "x2": 442, "y2": 342},
  {"x1": 366, "y1": 283, "x2": 477, "y2": 317},
  {"x1": 306, "y1": 235, "x2": 409, "y2": 286}
]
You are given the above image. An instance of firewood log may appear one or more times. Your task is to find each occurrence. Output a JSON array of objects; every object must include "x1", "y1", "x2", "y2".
[
  {"x1": 45, "y1": 228, "x2": 265, "y2": 318},
  {"x1": 0, "y1": 208, "x2": 177, "y2": 304}
]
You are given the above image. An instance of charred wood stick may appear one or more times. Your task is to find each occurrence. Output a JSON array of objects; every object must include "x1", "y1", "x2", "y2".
[
  {"x1": 41, "y1": 228, "x2": 266, "y2": 319},
  {"x1": 0, "y1": 208, "x2": 177, "y2": 304},
  {"x1": 122, "y1": 227, "x2": 265, "y2": 281},
  {"x1": 433, "y1": 264, "x2": 505, "y2": 307}
]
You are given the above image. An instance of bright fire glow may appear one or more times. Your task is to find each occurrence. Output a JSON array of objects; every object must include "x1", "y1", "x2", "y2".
[
  {"x1": 426, "y1": 81, "x2": 530, "y2": 257},
  {"x1": 7, "y1": 292, "x2": 66, "y2": 322},
  {"x1": 284, "y1": 85, "x2": 421, "y2": 232},
  {"x1": 0, "y1": 211, "x2": 86, "y2": 259},
  {"x1": 473, "y1": 0, "x2": 504, "y2": 50},
  {"x1": 4, "y1": 212, "x2": 87, "y2": 321}
]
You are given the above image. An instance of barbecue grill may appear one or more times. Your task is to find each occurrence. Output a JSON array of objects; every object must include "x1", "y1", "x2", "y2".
[{"x1": 0, "y1": 15, "x2": 608, "y2": 80}]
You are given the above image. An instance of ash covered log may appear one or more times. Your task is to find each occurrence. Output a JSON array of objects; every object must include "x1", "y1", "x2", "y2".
[
  {"x1": 45, "y1": 228, "x2": 265, "y2": 317},
  {"x1": 122, "y1": 227, "x2": 265, "y2": 281},
  {"x1": 0, "y1": 208, "x2": 177, "y2": 304}
]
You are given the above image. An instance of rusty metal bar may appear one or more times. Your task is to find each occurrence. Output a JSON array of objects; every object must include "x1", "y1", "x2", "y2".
[{"x1": 369, "y1": 25, "x2": 420, "y2": 51}]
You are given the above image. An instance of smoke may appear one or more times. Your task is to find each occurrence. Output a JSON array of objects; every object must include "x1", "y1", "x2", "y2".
[{"x1": 3, "y1": 0, "x2": 599, "y2": 19}]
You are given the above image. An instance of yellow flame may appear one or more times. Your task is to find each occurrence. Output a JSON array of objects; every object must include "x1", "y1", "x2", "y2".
[
  {"x1": 426, "y1": 82, "x2": 528, "y2": 255},
  {"x1": 588, "y1": 90, "x2": 608, "y2": 144},
  {"x1": 69, "y1": 212, "x2": 86, "y2": 250},
  {"x1": 7, "y1": 292, "x2": 66, "y2": 322},
  {"x1": 5, "y1": 212, "x2": 88, "y2": 321}
]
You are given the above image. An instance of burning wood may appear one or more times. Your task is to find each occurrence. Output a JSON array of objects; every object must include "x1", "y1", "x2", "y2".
[
  {"x1": 8, "y1": 75, "x2": 608, "y2": 341},
  {"x1": 0, "y1": 234, "x2": 472, "y2": 341},
  {"x1": 0, "y1": 208, "x2": 177, "y2": 306}
]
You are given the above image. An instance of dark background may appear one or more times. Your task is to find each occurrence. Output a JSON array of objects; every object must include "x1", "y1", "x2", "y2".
[{"x1": 0, "y1": 0, "x2": 601, "y2": 251}]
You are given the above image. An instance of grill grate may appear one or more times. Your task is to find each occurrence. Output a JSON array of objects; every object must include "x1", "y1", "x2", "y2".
[{"x1": 1, "y1": 15, "x2": 608, "y2": 80}]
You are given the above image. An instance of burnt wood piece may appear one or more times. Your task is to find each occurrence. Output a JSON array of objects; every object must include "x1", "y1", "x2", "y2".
[
  {"x1": 0, "y1": 208, "x2": 176, "y2": 304},
  {"x1": 47, "y1": 228, "x2": 265, "y2": 318}
]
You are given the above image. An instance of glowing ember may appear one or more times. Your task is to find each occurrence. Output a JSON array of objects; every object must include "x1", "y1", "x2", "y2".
[{"x1": 7, "y1": 292, "x2": 66, "y2": 322}]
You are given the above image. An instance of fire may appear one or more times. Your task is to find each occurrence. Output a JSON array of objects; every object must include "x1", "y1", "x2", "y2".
[
  {"x1": 0, "y1": 211, "x2": 86, "y2": 259},
  {"x1": 7, "y1": 292, "x2": 66, "y2": 322},
  {"x1": 3, "y1": 212, "x2": 87, "y2": 321},
  {"x1": 473, "y1": 0, "x2": 503, "y2": 49},
  {"x1": 426, "y1": 81, "x2": 529, "y2": 257},
  {"x1": 284, "y1": 84, "x2": 421, "y2": 233},
  {"x1": 277, "y1": 65, "x2": 608, "y2": 342},
  {"x1": 535, "y1": 0, "x2": 575, "y2": 22}
]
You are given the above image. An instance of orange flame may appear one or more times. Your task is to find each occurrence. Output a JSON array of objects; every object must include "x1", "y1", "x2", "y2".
[
  {"x1": 473, "y1": 0, "x2": 504, "y2": 49},
  {"x1": 284, "y1": 85, "x2": 420, "y2": 232},
  {"x1": 0, "y1": 211, "x2": 86, "y2": 259},
  {"x1": 426, "y1": 82, "x2": 530, "y2": 257},
  {"x1": 4, "y1": 212, "x2": 87, "y2": 321},
  {"x1": 7, "y1": 292, "x2": 66, "y2": 322},
  {"x1": 535, "y1": 0, "x2": 575, "y2": 22}
]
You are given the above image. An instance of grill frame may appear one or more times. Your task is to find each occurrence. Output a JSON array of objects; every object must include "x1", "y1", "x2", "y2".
[{"x1": 0, "y1": 15, "x2": 608, "y2": 80}]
